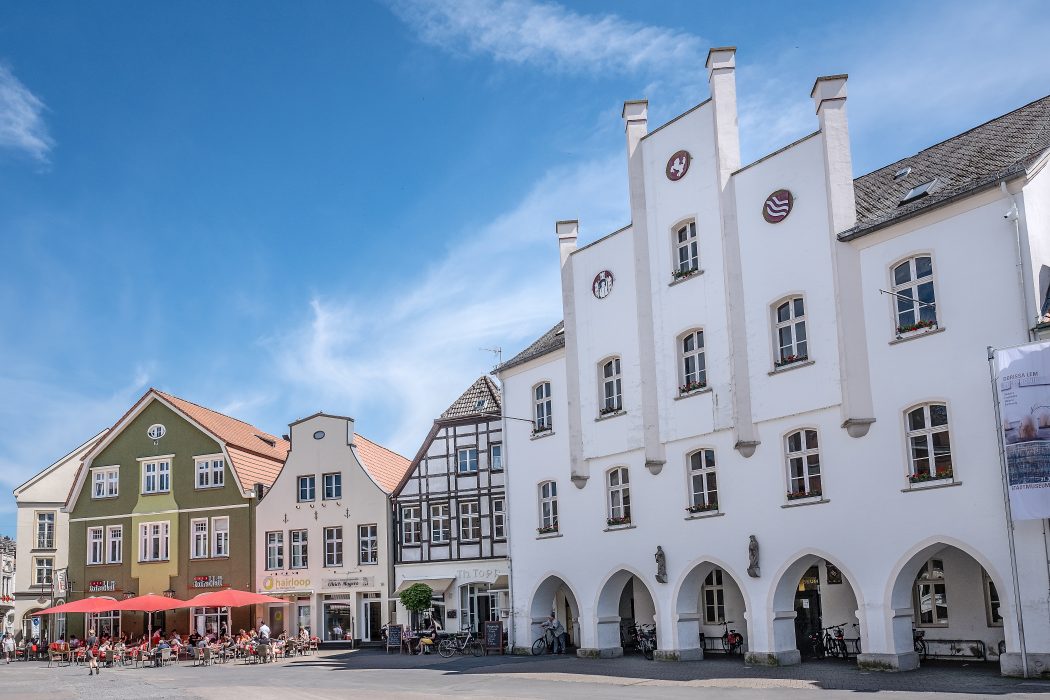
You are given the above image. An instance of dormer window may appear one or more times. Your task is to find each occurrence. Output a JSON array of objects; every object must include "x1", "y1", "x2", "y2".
[{"x1": 474, "y1": 399, "x2": 488, "y2": 411}]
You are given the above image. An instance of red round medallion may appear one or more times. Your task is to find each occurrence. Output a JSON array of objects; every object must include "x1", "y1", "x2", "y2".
[
  {"x1": 762, "y1": 189, "x2": 793, "y2": 223},
  {"x1": 665, "y1": 150, "x2": 691, "y2": 181}
]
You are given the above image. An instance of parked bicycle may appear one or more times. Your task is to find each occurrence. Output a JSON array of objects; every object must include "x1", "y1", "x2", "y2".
[
  {"x1": 821, "y1": 624, "x2": 849, "y2": 659},
  {"x1": 438, "y1": 630, "x2": 483, "y2": 658},
  {"x1": 717, "y1": 620, "x2": 744, "y2": 655},
  {"x1": 913, "y1": 629, "x2": 928, "y2": 658},
  {"x1": 634, "y1": 624, "x2": 657, "y2": 661},
  {"x1": 531, "y1": 625, "x2": 558, "y2": 656}
]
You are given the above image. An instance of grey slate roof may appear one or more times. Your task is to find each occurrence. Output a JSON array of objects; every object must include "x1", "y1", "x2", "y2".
[
  {"x1": 439, "y1": 376, "x2": 502, "y2": 421},
  {"x1": 841, "y1": 94, "x2": 1050, "y2": 240},
  {"x1": 494, "y1": 321, "x2": 565, "y2": 374}
]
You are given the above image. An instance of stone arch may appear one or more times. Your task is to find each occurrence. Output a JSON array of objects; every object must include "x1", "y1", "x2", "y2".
[
  {"x1": 593, "y1": 567, "x2": 659, "y2": 657},
  {"x1": 528, "y1": 573, "x2": 582, "y2": 650},
  {"x1": 767, "y1": 549, "x2": 866, "y2": 666},
  {"x1": 672, "y1": 557, "x2": 749, "y2": 660},
  {"x1": 884, "y1": 537, "x2": 1009, "y2": 669}
]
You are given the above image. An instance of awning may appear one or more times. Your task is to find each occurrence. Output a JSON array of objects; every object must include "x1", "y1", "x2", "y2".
[
  {"x1": 493, "y1": 575, "x2": 509, "y2": 589},
  {"x1": 394, "y1": 578, "x2": 454, "y2": 594}
]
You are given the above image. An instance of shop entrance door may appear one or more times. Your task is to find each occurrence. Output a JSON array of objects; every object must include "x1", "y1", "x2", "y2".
[
  {"x1": 793, "y1": 565, "x2": 823, "y2": 658},
  {"x1": 362, "y1": 597, "x2": 383, "y2": 641}
]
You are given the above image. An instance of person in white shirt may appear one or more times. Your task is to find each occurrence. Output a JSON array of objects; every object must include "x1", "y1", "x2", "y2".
[
  {"x1": 541, "y1": 613, "x2": 566, "y2": 654},
  {"x1": 257, "y1": 620, "x2": 270, "y2": 639},
  {"x1": 331, "y1": 623, "x2": 343, "y2": 640}
]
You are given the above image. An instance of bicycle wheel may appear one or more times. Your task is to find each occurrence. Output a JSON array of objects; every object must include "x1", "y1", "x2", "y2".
[
  {"x1": 437, "y1": 640, "x2": 455, "y2": 658},
  {"x1": 532, "y1": 638, "x2": 547, "y2": 656},
  {"x1": 642, "y1": 641, "x2": 654, "y2": 661},
  {"x1": 470, "y1": 641, "x2": 484, "y2": 657}
]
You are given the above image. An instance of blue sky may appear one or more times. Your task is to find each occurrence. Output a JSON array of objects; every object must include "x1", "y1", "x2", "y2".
[{"x1": 1, "y1": 0, "x2": 1049, "y2": 534}]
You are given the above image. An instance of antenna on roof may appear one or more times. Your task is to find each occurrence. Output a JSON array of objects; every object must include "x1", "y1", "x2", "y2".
[{"x1": 480, "y1": 346, "x2": 503, "y2": 370}]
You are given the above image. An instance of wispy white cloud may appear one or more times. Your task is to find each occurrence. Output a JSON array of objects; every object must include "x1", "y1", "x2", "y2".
[
  {"x1": 0, "y1": 63, "x2": 53, "y2": 164},
  {"x1": 273, "y1": 153, "x2": 629, "y2": 455}
]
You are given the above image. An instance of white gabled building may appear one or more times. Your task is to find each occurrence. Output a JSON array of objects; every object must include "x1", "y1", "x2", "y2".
[
  {"x1": 496, "y1": 47, "x2": 1050, "y2": 675},
  {"x1": 392, "y1": 377, "x2": 509, "y2": 633},
  {"x1": 11, "y1": 431, "x2": 106, "y2": 643},
  {"x1": 253, "y1": 413, "x2": 410, "y2": 645}
]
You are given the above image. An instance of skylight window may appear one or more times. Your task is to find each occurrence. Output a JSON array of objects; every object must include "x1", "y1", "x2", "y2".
[
  {"x1": 900, "y1": 179, "x2": 940, "y2": 205},
  {"x1": 893, "y1": 166, "x2": 912, "y2": 180},
  {"x1": 474, "y1": 399, "x2": 488, "y2": 410}
]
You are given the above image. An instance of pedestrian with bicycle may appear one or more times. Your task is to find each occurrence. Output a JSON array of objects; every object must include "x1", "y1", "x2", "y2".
[{"x1": 542, "y1": 612, "x2": 566, "y2": 655}]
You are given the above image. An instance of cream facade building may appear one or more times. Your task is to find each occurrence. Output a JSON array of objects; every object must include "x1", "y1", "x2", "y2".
[
  {"x1": 254, "y1": 413, "x2": 410, "y2": 644},
  {"x1": 496, "y1": 48, "x2": 1050, "y2": 675}
]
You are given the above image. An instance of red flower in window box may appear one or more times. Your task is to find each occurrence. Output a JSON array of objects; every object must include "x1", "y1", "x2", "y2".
[
  {"x1": 536, "y1": 524, "x2": 559, "y2": 535},
  {"x1": 678, "y1": 380, "x2": 707, "y2": 395},
  {"x1": 787, "y1": 489, "x2": 820, "y2": 501},
  {"x1": 897, "y1": 320, "x2": 937, "y2": 335},
  {"x1": 909, "y1": 469, "x2": 953, "y2": 484},
  {"x1": 685, "y1": 502, "x2": 718, "y2": 514},
  {"x1": 606, "y1": 515, "x2": 632, "y2": 527},
  {"x1": 775, "y1": 354, "x2": 808, "y2": 368},
  {"x1": 671, "y1": 266, "x2": 700, "y2": 281}
]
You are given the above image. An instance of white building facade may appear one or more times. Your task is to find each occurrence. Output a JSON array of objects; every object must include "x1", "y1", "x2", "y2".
[
  {"x1": 254, "y1": 413, "x2": 409, "y2": 644},
  {"x1": 496, "y1": 48, "x2": 1050, "y2": 675},
  {"x1": 11, "y1": 432, "x2": 105, "y2": 642},
  {"x1": 392, "y1": 377, "x2": 509, "y2": 632},
  {"x1": 1, "y1": 536, "x2": 15, "y2": 635}
]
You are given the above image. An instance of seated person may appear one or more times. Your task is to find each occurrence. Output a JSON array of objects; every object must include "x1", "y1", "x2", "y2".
[{"x1": 188, "y1": 631, "x2": 202, "y2": 648}]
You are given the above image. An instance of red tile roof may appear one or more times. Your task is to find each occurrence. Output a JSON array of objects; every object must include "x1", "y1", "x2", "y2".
[{"x1": 354, "y1": 434, "x2": 411, "y2": 493}]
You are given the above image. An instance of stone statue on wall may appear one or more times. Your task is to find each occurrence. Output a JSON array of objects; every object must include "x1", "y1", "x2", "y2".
[
  {"x1": 655, "y1": 546, "x2": 667, "y2": 583},
  {"x1": 747, "y1": 535, "x2": 760, "y2": 578}
]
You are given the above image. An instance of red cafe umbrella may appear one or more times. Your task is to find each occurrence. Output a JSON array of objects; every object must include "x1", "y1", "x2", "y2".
[
  {"x1": 37, "y1": 596, "x2": 118, "y2": 615},
  {"x1": 184, "y1": 590, "x2": 283, "y2": 608},
  {"x1": 113, "y1": 593, "x2": 189, "y2": 649}
]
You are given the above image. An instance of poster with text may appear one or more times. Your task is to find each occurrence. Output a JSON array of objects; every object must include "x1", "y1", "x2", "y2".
[{"x1": 996, "y1": 340, "x2": 1050, "y2": 519}]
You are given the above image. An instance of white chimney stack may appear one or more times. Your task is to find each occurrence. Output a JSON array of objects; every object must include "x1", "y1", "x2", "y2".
[
  {"x1": 556, "y1": 219, "x2": 578, "y2": 267},
  {"x1": 811, "y1": 74, "x2": 856, "y2": 232},
  {"x1": 706, "y1": 47, "x2": 740, "y2": 184}
]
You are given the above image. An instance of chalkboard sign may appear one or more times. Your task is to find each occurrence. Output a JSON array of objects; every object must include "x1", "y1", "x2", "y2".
[
  {"x1": 482, "y1": 620, "x2": 503, "y2": 654},
  {"x1": 386, "y1": 624, "x2": 403, "y2": 654}
]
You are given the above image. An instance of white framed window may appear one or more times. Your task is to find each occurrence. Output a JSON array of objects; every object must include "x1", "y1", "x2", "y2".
[
  {"x1": 358, "y1": 524, "x2": 378, "y2": 565},
  {"x1": 34, "y1": 557, "x2": 53, "y2": 585},
  {"x1": 298, "y1": 475, "x2": 316, "y2": 502},
  {"x1": 191, "y1": 518, "x2": 209, "y2": 559},
  {"x1": 141, "y1": 459, "x2": 171, "y2": 494},
  {"x1": 401, "y1": 506, "x2": 421, "y2": 545},
  {"x1": 687, "y1": 449, "x2": 718, "y2": 512},
  {"x1": 533, "y1": 382, "x2": 552, "y2": 431},
  {"x1": 600, "y1": 357, "x2": 623, "y2": 414},
  {"x1": 457, "y1": 448, "x2": 479, "y2": 474},
  {"x1": 36, "y1": 511, "x2": 55, "y2": 549},
  {"x1": 538, "y1": 481, "x2": 558, "y2": 532},
  {"x1": 679, "y1": 329, "x2": 707, "y2": 393},
  {"x1": 458, "y1": 501, "x2": 480, "y2": 541},
  {"x1": 290, "y1": 529, "x2": 308, "y2": 568},
  {"x1": 490, "y1": 444, "x2": 503, "y2": 471},
  {"x1": 674, "y1": 220, "x2": 699, "y2": 276},
  {"x1": 606, "y1": 467, "x2": 631, "y2": 525},
  {"x1": 91, "y1": 467, "x2": 119, "y2": 499},
  {"x1": 195, "y1": 456, "x2": 225, "y2": 489},
  {"x1": 492, "y1": 498, "x2": 506, "y2": 540},
  {"x1": 212, "y1": 517, "x2": 230, "y2": 558},
  {"x1": 786, "y1": 429, "x2": 821, "y2": 498},
  {"x1": 266, "y1": 531, "x2": 284, "y2": 570},
  {"x1": 87, "y1": 526, "x2": 104, "y2": 565},
  {"x1": 984, "y1": 569, "x2": 1003, "y2": 627},
  {"x1": 139, "y1": 521, "x2": 170, "y2": 562},
  {"x1": 106, "y1": 525, "x2": 122, "y2": 564},
  {"x1": 430, "y1": 504, "x2": 450, "y2": 544},
  {"x1": 905, "y1": 403, "x2": 953, "y2": 482},
  {"x1": 774, "y1": 296, "x2": 808, "y2": 366},
  {"x1": 891, "y1": 255, "x2": 937, "y2": 334},
  {"x1": 324, "y1": 527, "x2": 343, "y2": 567},
  {"x1": 914, "y1": 558, "x2": 948, "y2": 627},
  {"x1": 323, "y1": 472, "x2": 342, "y2": 500},
  {"x1": 702, "y1": 569, "x2": 726, "y2": 625}
]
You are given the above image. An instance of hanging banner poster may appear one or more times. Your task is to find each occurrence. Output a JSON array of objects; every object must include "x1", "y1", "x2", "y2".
[{"x1": 995, "y1": 340, "x2": 1050, "y2": 519}]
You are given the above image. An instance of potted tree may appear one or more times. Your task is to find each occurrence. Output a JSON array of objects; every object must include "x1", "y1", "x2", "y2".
[{"x1": 399, "y1": 583, "x2": 434, "y2": 631}]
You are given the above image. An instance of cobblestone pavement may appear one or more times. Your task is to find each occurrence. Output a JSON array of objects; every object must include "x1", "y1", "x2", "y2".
[{"x1": 2, "y1": 650, "x2": 1049, "y2": 699}]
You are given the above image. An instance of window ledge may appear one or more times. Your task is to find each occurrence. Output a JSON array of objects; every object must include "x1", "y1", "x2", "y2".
[
  {"x1": 530, "y1": 430, "x2": 555, "y2": 441},
  {"x1": 139, "y1": 560, "x2": 171, "y2": 564},
  {"x1": 685, "y1": 511, "x2": 724, "y2": 521},
  {"x1": 668, "y1": 269, "x2": 705, "y2": 287},
  {"x1": 674, "y1": 387, "x2": 712, "y2": 401},
  {"x1": 603, "y1": 524, "x2": 636, "y2": 532},
  {"x1": 595, "y1": 410, "x2": 626, "y2": 422},
  {"x1": 902, "y1": 479, "x2": 962, "y2": 493},
  {"x1": 890, "y1": 326, "x2": 945, "y2": 346},
  {"x1": 536, "y1": 532, "x2": 563, "y2": 540},
  {"x1": 781, "y1": 497, "x2": 830, "y2": 509},
  {"x1": 195, "y1": 485, "x2": 223, "y2": 491},
  {"x1": 768, "y1": 359, "x2": 815, "y2": 376}
]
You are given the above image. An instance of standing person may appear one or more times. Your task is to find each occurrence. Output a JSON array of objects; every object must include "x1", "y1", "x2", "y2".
[
  {"x1": 330, "y1": 621, "x2": 342, "y2": 641},
  {"x1": 86, "y1": 627, "x2": 99, "y2": 676},
  {"x1": 542, "y1": 613, "x2": 566, "y2": 655},
  {"x1": 2, "y1": 632, "x2": 14, "y2": 663}
]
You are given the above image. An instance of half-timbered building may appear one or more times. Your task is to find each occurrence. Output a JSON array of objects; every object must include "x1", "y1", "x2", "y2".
[{"x1": 392, "y1": 377, "x2": 508, "y2": 632}]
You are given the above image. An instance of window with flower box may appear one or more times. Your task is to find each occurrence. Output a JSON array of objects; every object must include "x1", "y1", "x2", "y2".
[
  {"x1": 905, "y1": 403, "x2": 953, "y2": 483},
  {"x1": 538, "y1": 481, "x2": 558, "y2": 534},
  {"x1": 785, "y1": 429, "x2": 821, "y2": 499},
  {"x1": 687, "y1": 449, "x2": 718, "y2": 513},
  {"x1": 606, "y1": 467, "x2": 631, "y2": 526},
  {"x1": 773, "y1": 297, "x2": 808, "y2": 368},
  {"x1": 673, "y1": 221, "x2": 700, "y2": 280},
  {"x1": 533, "y1": 382, "x2": 552, "y2": 433},
  {"x1": 892, "y1": 255, "x2": 937, "y2": 336},
  {"x1": 679, "y1": 330, "x2": 707, "y2": 394},
  {"x1": 600, "y1": 358, "x2": 623, "y2": 415}
]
